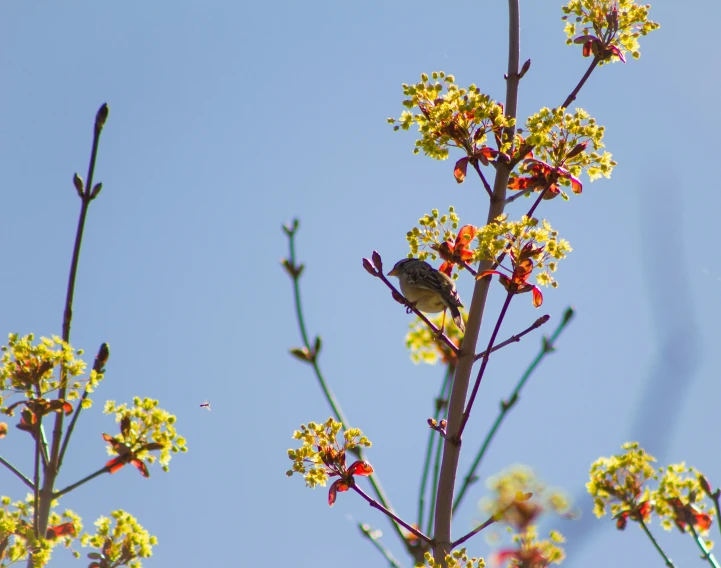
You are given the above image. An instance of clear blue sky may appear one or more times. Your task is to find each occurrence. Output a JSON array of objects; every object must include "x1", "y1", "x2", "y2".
[{"x1": 1, "y1": 1, "x2": 720, "y2": 567}]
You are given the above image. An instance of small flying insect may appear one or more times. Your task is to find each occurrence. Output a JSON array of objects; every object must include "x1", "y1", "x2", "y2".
[{"x1": 199, "y1": 400, "x2": 211, "y2": 411}]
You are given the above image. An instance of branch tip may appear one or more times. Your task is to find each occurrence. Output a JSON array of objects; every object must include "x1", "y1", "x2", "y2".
[
  {"x1": 362, "y1": 257, "x2": 379, "y2": 277},
  {"x1": 95, "y1": 103, "x2": 109, "y2": 132}
]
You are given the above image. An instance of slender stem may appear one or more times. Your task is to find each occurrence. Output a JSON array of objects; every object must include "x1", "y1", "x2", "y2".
[
  {"x1": 418, "y1": 368, "x2": 452, "y2": 530},
  {"x1": 59, "y1": 346, "x2": 108, "y2": 467},
  {"x1": 33, "y1": 420, "x2": 41, "y2": 537},
  {"x1": 458, "y1": 292, "x2": 514, "y2": 438},
  {"x1": 689, "y1": 524, "x2": 720, "y2": 568},
  {"x1": 288, "y1": 232, "x2": 353, "y2": 427},
  {"x1": 454, "y1": 308, "x2": 573, "y2": 511},
  {"x1": 37, "y1": 104, "x2": 108, "y2": 541},
  {"x1": 426, "y1": 416, "x2": 445, "y2": 538},
  {"x1": 638, "y1": 519, "x2": 675, "y2": 567},
  {"x1": 58, "y1": 390, "x2": 90, "y2": 468},
  {"x1": 38, "y1": 425, "x2": 49, "y2": 467},
  {"x1": 451, "y1": 513, "x2": 498, "y2": 549},
  {"x1": 560, "y1": 58, "x2": 600, "y2": 110},
  {"x1": 473, "y1": 314, "x2": 549, "y2": 361},
  {"x1": 459, "y1": 261, "x2": 477, "y2": 277},
  {"x1": 53, "y1": 466, "x2": 110, "y2": 499},
  {"x1": 711, "y1": 492, "x2": 721, "y2": 539},
  {"x1": 505, "y1": 187, "x2": 535, "y2": 204},
  {"x1": 358, "y1": 523, "x2": 403, "y2": 568},
  {"x1": 525, "y1": 185, "x2": 551, "y2": 219},
  {"x1": 433, "y1": 0, "x2": 520, "y2": 559},
  {"x1": 471, "y1": 159, "x2": 493, "y2": 198},
  {"x1": 0, "y1": 456, "x2": 34, "y2": 489},
  {"x1": 284, "y1": 228, "x2": 405, "y2": 545},
  {"x1": 353, "y1": 485, "x2": 433, "y2": 545},
  {"x1": 30, "y1": 387, "x2": 49, "y2": 468}
]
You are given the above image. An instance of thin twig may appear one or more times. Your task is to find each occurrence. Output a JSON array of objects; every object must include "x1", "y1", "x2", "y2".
[
  {"x1": 710, "y1": 491, "x2": 721, "y2": 539},
  {"x1": 459, "y1": 260, "x2": 477, "y2": 277},
  {"x1": 0, "y1": 456, "x2": 34, "y2": 490},
  {"x1": 353, "y1": 485, "x2": 433, "y2": 546},
  {"x1": 560, "y1": 57, "x2": 600, "y2": 110},
  {"x1": 470, "y1": 158, "x2": 493, "y2": 199},
  {"x1": 39, "y1": 104, "x2": 108, "y2": 540},
  {"x1": 639, "y1": 519, "x2": 675, "y2": 567},
  {"x1": 458, "y1": 292, "x2": 514, "y2": 439},
  {"x1": 689, "y1": 524, "x2": 720, "y2": 568},
  {"x1": 451, "y1": 513, "x2": 499, "y2": 549},
  {"x1": 359, "y1": 523, "x2": 403, "y2": 568},
  {"x1": 418, "y1": 368, "x2": 452, "y2": 530},
  {"x1": 53, "y1": 466, "x2": 110, "y2": 499},
  {"x1": 425, "y1": 388, "x2": 450, "y2": 538},
  {"x1": 58, "y1": 344, "x2": 108, "y2": 467},
  {"x1": 505, "y1": 187, "x2": 535, "y2": 204},
  {"x1": 33, "y1": 420, "x2": 41, "y2": 537},
  {"x1": 283, "y1": 226, "x2": 406, "y2": 545},
  {"x1": 454, "y1": 308, "x2": 574, "y2": 511},
  {"x1": 525, "y1": 185, "x2": 551, "y2": 219},
  {"x1": 473, "y1": 314, "x2": 549, "y2": 361}
]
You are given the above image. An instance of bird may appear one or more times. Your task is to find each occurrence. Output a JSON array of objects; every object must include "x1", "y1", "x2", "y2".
[{"x1": 388, "y1": 258, "x2": 465, "y2": 332}]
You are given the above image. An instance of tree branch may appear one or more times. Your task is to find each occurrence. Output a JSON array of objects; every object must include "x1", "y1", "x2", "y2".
[
  {"x1": 560, "y1": 57, "x2": 600, "y2": 110},
  {"x1": 471, "y1": 158, "x2": 493, "y2": 199},
  {"x1": 353, "y1": 484, "x2": 433, "y2": 546},
  {"x1": 418, "y1": 368, "x2": 452, "y2": 532},
  {"x1": 458, "y1": 292, "x2": 514, "y2": 438},
  {"x1": 0, "y1": 456, "x2": 34, "y2": 490},
  {"x1": 283, "y1": 226, "x2": 407, "y2": 547},
  {"x1": 450, "y1": 513, "x2": 499, "y2": 549},
  {"x1": 39, "y1": 104, "x2": 108, "y2": 540},
  {"x1": 53, "y1": 465, "x2": 110, "y2": 499},
  {"x1": 432, "y1": 0, "x2": 521, "y2": 561},
  {"x1": 454, "y1": 308, "x2": 573, "y2": 511},
  {"x1": 473, "y1": 314, "x2": 549, "y2": 362},
  {"x1": 359, "y1": 523, "x2": 403, "y2": 568}
]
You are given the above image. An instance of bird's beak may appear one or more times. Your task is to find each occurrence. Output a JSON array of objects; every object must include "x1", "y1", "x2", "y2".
[{"x1": 388, "y1": 268, "x2": 398, "y2": 276}]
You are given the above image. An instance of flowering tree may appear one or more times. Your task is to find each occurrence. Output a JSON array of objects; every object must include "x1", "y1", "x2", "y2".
[
  {"x1": 0, "y1": 106, "x2": 187, "y2": 567},
  {"x1": 278, "y1": 2, "x2": 703, "y2": 568}
]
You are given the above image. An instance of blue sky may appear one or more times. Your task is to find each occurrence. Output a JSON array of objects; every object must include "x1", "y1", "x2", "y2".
[{"x1": 1, "y1": 1, "x2": 720, "y2": 567}]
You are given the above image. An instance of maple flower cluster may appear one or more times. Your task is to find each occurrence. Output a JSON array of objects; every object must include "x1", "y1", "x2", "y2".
[
  {"x1": 0, "y1": 495, "x2": 82, "y2": 565},
  {"x1": 478, "y1": 466, "x2": 569, "y2": 568},
  {"x1": 80, "y1": 510, "x2": 157, "y2": 567},
  {"x1": 0, "y1": 333, "x2": 90, "y2": 404},
  {"x1": 102, "y1": 397, "x2": 187, "y2": 477},
  {"x1": 387, "y1": 72, "x2": 512, "y2": 161},
  {"x1": 512, "y1": 108, "x2": 616, "y2": 201},
  {"x1": 287, "y1": 418, "x2": 373, "y2": 506},
  {"x1": 562, "y1": 0, "x2": 660, "y2": 63},
  {"x1": 587, "y1": 442, "x2": 715, "y2": 546}
]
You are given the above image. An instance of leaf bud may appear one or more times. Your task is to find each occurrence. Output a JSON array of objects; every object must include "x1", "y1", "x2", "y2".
[
  {"x1": 95, "y1": 103, "x2": 109, "y2": 132},
  {"x1": 73, "y1": 173, "x2": 84, "y2": 196}
]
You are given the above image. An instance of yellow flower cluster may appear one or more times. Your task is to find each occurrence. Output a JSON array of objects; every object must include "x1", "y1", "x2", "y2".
[
  {"x1": 286, "y1": 418, "x2": 371, "y2": 488},
  {"x1": 103, "y1": 397, "x2": 187, "y2": 472},
  {"x1": 388, "y1": 72, "x2": 512, "y2": 160},
  {"x1": 476, "y1": 216, "x2": 572, "y2": 288},
  {"x1": 562, "y1": 0, "x2": 660, "y2": 62}
]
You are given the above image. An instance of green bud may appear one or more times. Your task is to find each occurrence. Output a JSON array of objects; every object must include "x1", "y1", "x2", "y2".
[
  {"x1": 95, "y1": 103, "x2": 109, "y2": 132},
  {"x1": 73, "y1": 173, "x2": 84, "y2": 197}
]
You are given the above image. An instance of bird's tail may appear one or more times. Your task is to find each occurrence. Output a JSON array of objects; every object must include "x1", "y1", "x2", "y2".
[{"x1": 450, "y1": 305, "x2": 465, "y2": 332}]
